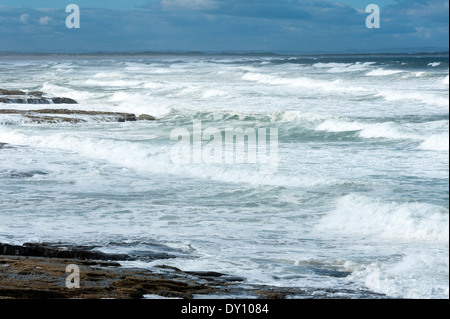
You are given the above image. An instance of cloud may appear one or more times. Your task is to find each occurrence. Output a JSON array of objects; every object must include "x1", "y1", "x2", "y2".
[
  {"x1": 19, "y1": 13, "x2": 29, "y2": 23},
  {"x1": 160, "y1": 0, "x2": 219, "y2": 11},
  {"x1": 385, "y1": 0, "x2": 449, "y2": 22},
  {"x1": 39, "y1": 16, "x2": 52, "y2": 25},
  {"x1": 208, "y1": 0, "x2": 312, "y2": 20}
]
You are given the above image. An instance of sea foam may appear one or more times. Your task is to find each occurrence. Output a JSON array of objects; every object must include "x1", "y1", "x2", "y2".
[{"x1": 316, "y1": 194, "x2": 449, "y2": 242}]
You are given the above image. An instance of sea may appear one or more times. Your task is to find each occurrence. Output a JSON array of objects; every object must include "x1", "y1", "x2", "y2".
[{"x1": 0, "y1": 53, "x2": 448, "y2": 299}]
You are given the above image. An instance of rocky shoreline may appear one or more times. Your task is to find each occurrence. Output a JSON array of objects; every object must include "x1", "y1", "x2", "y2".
[
  {"x1": 0, "y1": 243, "x2": 387, "y2": 299},
  {"x1": 0, "y1": 89, "x2": 156, "y2": 123},
  {"x1": 0, "y1": 89, "x2": 77, "y2": 104},
  {"x1": 0, "y1": 243, "x2": 299, "y2": 299}
]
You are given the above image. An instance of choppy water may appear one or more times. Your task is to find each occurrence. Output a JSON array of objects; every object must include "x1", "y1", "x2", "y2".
[{"x1": 0, "y1": 54, "x2": 448, "y2": 298}]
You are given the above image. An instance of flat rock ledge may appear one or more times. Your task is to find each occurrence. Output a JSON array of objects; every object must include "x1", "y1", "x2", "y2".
[
  {"x1": 0, "y1": 89, "x2": 77, "y2": 104},
  {"x1": 0, "y1": 108, "x2": 156, "y2": 124},
  {"x1": 0, "y1": 243, "x2": 387, "y2": 299},
  {"x1": 1, "y1": 89, "x2": 156, "y2": 123}
]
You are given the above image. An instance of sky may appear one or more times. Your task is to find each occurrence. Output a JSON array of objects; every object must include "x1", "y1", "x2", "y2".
[{"x1": 0, "y1": 0, "x2": 448, "y2": 53}]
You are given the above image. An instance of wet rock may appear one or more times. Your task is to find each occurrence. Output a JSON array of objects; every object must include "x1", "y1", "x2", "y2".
[
  {"x1": 23, "y1": 114, "x2": 87, "y2": 124},
  {"x1": 155, "y1": 265, "x2": 246, "y2": 282},
  {"x1": 0, "y1": 242, "x2": 389, "y2": 299},
  {"x1": 8, "y1": 170, "x2": 49, "y2": 178},
  {"x1": 125, "y1": 114, "x2": 137, "y2": 121},
  {"x1": 0, "y1": 89, "x2": 78, "y2": 104},
  {"x1": 0, "y1": 243, "x2": 133, "y2": 261},
  {"x1": 51, "y1": 97, "x2": 78, "y2": 104},
  {"x1": 0, "y1": 89, "x2": 26, "y2": 96},
  {"x1": 28, "y1": 91, "x2": 44, "y2": 97},
  {"x1": 138, "y1": 114, "x2": 156, "y2": 121},
  {"x1": 0, "y1": 109, "x2": 155, "y2": 124}
]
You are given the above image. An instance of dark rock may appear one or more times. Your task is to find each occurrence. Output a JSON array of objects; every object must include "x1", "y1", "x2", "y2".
[
  {"x1": 0, "y1": 243, "x2": 389, "y2": 299},
  {"x1": 0, "y1": 89, "x2": 78, "y2": 104},
  {"x1": 0, "y1": 107, "x2": 155, "y2": 124},
  {"x1": 51, "y1": 97, "x2": 78, "y2": 104},
  {"x1": 8, "y1": 170, "x2": 49, "y2": 178},
  {"x1": 28, "y1": 91, "x2": 44, "y2": 97},
  {"x1": 0, "y1": 89, "x2": 26, "y2": 96},
  {"x1": 155, "y1": 266, "x2": 246, "y2": 282},
  {"x1": 125, "y1": 114, "x2": 137, "y2": 122},
  {"x1": 138, "y1": 114, "x2": 155, "y2": 121},
  {"x1": 0, "y1": 243, "x2": 133, "y2": 261},
  {"x1": 26, "y1": 98, "x2": 51, "y2": 104}
]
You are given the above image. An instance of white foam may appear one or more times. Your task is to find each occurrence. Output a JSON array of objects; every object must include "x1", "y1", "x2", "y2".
[
  {"x1": 85, "y1": 79, "x2": 144, "y2": 87},
  {"x1": 428, "y1": 62, "x2": 441, "y2": 67},
  {"x1": 93, "y1": 72, "x2": 124, "y2": 78},
  {"x1": 315, "y1": 119, "x2": 418, "y2": 140},
  {"x1": 313, "y1": 62, "x2": 351, "y2": 69},
  {"x1": 0, "y1": 127, "x2": 347, "y2": 189},
  {"x1": 108, "y1": 91, "x2": 172, "y2": 117},
  {"x1": 443, "y1": 75, "x2": 449, "y2": 85},
  {"x1": 313, "y1": 62, "x2": 374, "y2": 73},
  {"x1": 419, "y1": 134, "x2": 449, "y2": 151},
  {"x1": 201, "y1": 89, "x2": 231, "y2": 99},
  {"x1": 40, "y1": 82, "x2": 100, "y2": 102},
  {"x1": 242, "y1": 72, "x2": 365, "y2": 93},
  {"x1": 377, "y1": 89, "x2": 449, "y2": 108},
  {"x1": 366, "y1": 69, "x2": 403, "y2": 76},
  {"x1": 316, "y1": 194, "x2": 449, "y2": 242},
  {"x1": 271, "y1": 111, "x2": 331, "y2": 123},
  {"x1": 348, "y1": 252, "x2": 449, "y2": 299}
]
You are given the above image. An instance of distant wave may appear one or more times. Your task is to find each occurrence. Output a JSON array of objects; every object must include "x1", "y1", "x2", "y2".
[
  {"x1": 313, "y1": 62, "x2": 375, "y2": 73},
  {"x1": 428, "y1": 62, "x2": 441, "y2": 67},
  {"x1": 376, "y1": 89, "x2": 449, "y2": 107},
  {"x1": 242, "y1": 72, "x2": 365, "y2": 93},
  {"x1": 315, "y1": 119, "x2": 419, "y2": 140},
  {"x1": 366, "y1": 68, "x2": 403, "y2": 76}
]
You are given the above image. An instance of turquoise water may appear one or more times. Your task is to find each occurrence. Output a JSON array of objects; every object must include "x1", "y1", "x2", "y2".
[{"x1": 0, "y1": 54, "x2": 448, "y2": 298}]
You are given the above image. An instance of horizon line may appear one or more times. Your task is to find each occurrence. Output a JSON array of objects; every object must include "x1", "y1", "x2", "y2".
[{"x1": 1, "y1": 50, "x2": 449, "y2": 57}]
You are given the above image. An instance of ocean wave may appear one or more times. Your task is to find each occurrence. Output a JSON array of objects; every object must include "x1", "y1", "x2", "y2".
[
  {"x1": 108, "y1": 91, "x2": 172, "y2": 117},
  {"x1": 313, "y1": 62, "x2": 375, "y2": 73},
  {"x1": 316, "y1": 194, "x2": 449, "y2": 242},
  {"x1": 40, "y1": 82, "x2": 101, "y2": 102},
  {"x1": 348, "y1": 252, "x2": 449, "y2": 299},
  {"x1": 366, "y1": 69, "x2": 403, "y2": 76},
  {"x1": 242, "y1": 72, "x2": 365, "y2": 93},
  {"x1": 428, "y1": 62, "x2": 441, "y2": 67},
  {"x1": 315, "y1": 119, "x2": 418, "y2": 140},
  {"x1": 377, "y1": 89, "x2": 449, "y2": 108},
  {"x1": 85, "y1": 79, "x2": 144, "y2": 88},
  {"x1": 0, "y1": 127, "x2": 351, "y2": 189},
  {"x1": 201, "y1": 89, "x2": 232, "y2": 99},
  {"x1": 93, "y1": 72, "x2": 125, "y2": 78},
  {"x1": 419, "y1": 134, "x2": 449, "y2": 151}
]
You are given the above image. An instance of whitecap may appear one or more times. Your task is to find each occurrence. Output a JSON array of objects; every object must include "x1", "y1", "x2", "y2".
[
  {"x1": 316, "y1": 194, "x2": 449, "y2": 242},
  {"x1": 366, "y1": 69, "x2": 403, "y2": 76},
  {"x1": 419, "y1": 134, "x2": 449, "y2": 151}
]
